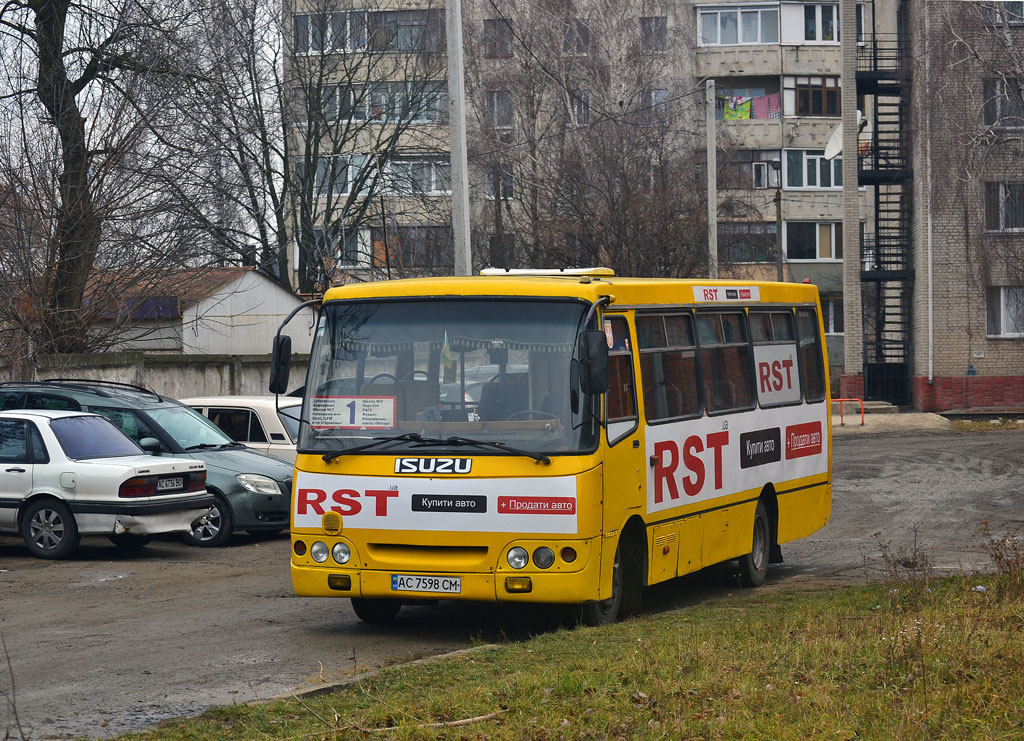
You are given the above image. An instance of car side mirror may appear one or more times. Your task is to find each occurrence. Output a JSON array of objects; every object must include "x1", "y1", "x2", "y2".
[
  {"x1": 579, "y1": 330, "x2": 609, "y2": 394},
  {"x1": 269, "y1": 334, "x2": 292, "y2": 395},
  {"x1": 139, "y1": 437, "x2": 162, "y2": 455}
]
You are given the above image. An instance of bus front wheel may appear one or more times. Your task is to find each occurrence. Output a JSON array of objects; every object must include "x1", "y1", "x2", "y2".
[
  {"x1": 351, "y1": 598, "x2": 401, "y2": 623},
  {"x1": 739, "y1": 501, "x2": 770, "y2": 587},
  {"x1": 580, "y1": 542, "x2": 622, "y2": 626}
]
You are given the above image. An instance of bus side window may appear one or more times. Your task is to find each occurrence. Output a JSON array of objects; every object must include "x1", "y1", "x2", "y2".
[
  {"x1": 796, "y1": 309, "x2": 826, "y2": 402},
  {"x1": 638, "y1": 313, "x2": 700, "y2": 422},
  {"x1": 750, "y1": 311, "x2": 801, "y2": 407},
  {"x1": 604, "y1": 316, "x2": 638, "y2": 444},
  {"x1": 697, "y1": 312, "x2": 756, "y2": 414}
]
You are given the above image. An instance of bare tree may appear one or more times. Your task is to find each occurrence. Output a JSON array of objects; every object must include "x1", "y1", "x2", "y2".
[
  {"x1": 175, "y1": 0, "x2": 452, "y2": 294},
  {"x1": 463, "y1": 0, "x2": 748, "y2": 276},
  {"x1": 0, "y1": 0, "x2": 226, "y2": 365}
]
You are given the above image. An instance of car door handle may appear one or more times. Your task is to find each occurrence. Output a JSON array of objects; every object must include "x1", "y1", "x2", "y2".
[{"x1": 5, "y1": 467, "x2": 26, "y2": 473}]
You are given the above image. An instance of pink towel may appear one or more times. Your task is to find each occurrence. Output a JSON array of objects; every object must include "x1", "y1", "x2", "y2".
[{"x1": 752, "y1": 95, "x2": 771, "y2": 119}]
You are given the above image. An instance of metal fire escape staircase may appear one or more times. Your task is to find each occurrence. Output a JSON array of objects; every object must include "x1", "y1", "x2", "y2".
[{"x1": 858, "y1": 33, "x2": 914, "y2": 404}]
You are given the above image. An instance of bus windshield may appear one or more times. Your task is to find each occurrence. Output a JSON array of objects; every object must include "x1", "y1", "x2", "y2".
[{"x1": 299, "y1": 298, "x2": 597, "y2": 456}]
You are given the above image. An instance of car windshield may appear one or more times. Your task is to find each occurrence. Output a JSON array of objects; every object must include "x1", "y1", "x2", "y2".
[
  {"x1": 299, "y1": 298, "x2": 598, "y2": 455},
  {"x1": 143, "y1": 405, "x2": 235, "y2": 449},
  {"x1": 50, "y1": 416, "x2": 143, "y2": 460},
  {"x1": 278, "y1": 406, "x2": 301, "y2": 442}
]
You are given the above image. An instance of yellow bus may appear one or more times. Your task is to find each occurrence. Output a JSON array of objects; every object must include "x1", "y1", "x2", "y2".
[{"x1": 270, "y1": 269, "x2": 832, "y2": 624}]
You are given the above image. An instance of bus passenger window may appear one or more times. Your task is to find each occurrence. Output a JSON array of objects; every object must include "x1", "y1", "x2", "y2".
[
  {"x1": 638, "y1": 313, "x2": 700, "y2": 422},
  {"x1": 797, "y1": 309, "x2": 826, "y2": 402},
  {"x1": 604, "y1": 316, "x2": 638, "y2": 444},
  {"x1": 697, "y1": 312, "x2": 756, "y2": 414},
  {"x1": 750, "y1": 311, "x2": 801, "y2": 406}
]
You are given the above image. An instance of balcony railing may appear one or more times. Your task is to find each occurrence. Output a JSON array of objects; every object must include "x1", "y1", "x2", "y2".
[{"x1": 857, "y1": 33, "x2": 907, "y2": 74}]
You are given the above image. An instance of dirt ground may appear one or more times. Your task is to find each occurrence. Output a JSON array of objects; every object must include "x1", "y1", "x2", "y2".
[{"x1": 1, "y1": 427, "x2": 1021, "y2": 739}]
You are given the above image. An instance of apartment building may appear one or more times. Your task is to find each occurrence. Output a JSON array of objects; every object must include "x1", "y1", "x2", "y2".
[
  {"x1": 284, "y1": 1, "x2": 866, "y2": 374},
  {"x1": 841, "y1": 0, "x2": 1024, "y2": 411}
]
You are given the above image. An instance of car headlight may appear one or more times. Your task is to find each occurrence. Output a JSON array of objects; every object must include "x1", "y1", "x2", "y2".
[
  {"x1": 507, "y1": 547, "x2": 529, "y2": 569},
  {"x1": 236, "y1": 473, "x2": 281, "y2": 495},
  {"x1": 332, "y1": 542, "x2": 351, "y2": 564},
  {"x1": 310, "y1": 541, "x2": 329, "y2": 563},
  {"x1": 533, "y1": 547, "x2": 555, "y2": 569}
]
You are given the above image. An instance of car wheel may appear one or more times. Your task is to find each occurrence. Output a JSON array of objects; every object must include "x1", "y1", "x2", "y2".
[
  {"x1": 184, "y1": 496, "x2": 233, "y2": 547},
  {"x1": 22, "y1": 498, "x2": 80, "y2": 560},
  {"x1": 580, "y1": 541, "x2": 623, "y2": 626},
  {"x1": 108, "y1": 534, "x2": 152, "y2": 551},
  {"x1": 351, "y1": 598, "x2": 401, "y2": 623}
]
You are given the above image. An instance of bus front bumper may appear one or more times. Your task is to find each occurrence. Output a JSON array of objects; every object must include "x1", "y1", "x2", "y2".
[{"x1": 291, "y1": 554, "x2": 603, "y2": 604}]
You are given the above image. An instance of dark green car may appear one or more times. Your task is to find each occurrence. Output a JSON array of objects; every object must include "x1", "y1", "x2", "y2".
[{"x1": 0, "y1": 381, "x2": 292, "y2": 546}]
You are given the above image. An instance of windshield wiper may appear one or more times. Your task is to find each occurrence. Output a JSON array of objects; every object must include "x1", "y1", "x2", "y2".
[
  {"x1": 322, "y1": 433, "x2": 551, "y2": 465},
  {"x1": 422, "y1": 435, "x2": 551, "y2": 465},
  {"x1": 323, "y1": 433, "x2": 431, "y2": 462},
  {"x1": 184, "y1": 443, "x2": 222, "y2": 451}
]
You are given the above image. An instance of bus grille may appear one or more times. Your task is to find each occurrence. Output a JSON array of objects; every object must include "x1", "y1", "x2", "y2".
[{"x1": 365, "y1": 543, "x2": 490, "y2": 570}]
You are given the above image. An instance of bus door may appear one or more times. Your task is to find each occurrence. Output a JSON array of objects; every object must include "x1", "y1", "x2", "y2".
[{"x1": 601, "y1": 315, "x2": 643, "y2": 544}]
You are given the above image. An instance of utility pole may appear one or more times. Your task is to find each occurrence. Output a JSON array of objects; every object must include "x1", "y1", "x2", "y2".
[
  {"x1": 447, "y1": 0, "x2": 472, "y2": 276},
  {"x1": 772, "y1": 160, "x2": 784, "y2": 281},
  {"x1": 705, "y1": 79, "x2": 718, "y2": 279}
]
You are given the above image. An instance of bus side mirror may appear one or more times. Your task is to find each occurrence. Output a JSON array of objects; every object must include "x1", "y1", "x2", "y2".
[
  {"x1": 579, "y1": 330, "x2": 609, "y2": 394},
  {"x1": 269, "y1": 335, "x2": 292, "y2": 395}
]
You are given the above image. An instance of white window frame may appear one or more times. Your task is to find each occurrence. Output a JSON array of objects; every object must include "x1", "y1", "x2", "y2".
[
  {"x1": 570, "y1": 89, "x2": 591, "y2": 127},
  {"x1": 314, "y1": 227, "x2": 364, "y2": 268},
  {"x1": 486, "y1": 163, "x2": 515, "y2": 199},
  {"x1": 822, "y1": 296, "x2": 844, "y2": 334},
  {"x1": 987, "y1": 286, "x2": 1024, "y2": 337},
  {"x1": 784, "y1": 221, "x2": 843, "y2": 262},
  {"x1": 783, "y1": 149, "x2": 843, "y2": 190},
  {"x1": 293, "y1": 12, "x2": 367, "y2": 55},
  {"x1": 983, "y1": 78, "x2": 1024, "y2": 130},
  {"x1": 642, "y1": 88, "x2": 669, "y2": 122},
  {"x1": 783, "y1": 75, "x2": 841, "y2": 117},
  {"x1": 985, "y1": 182, "x2": 1024, "y2": 232},
  {"x1": 802, "y1": 3, "x2": 839, "y2": 43},
  {"x1": 385, "y1": 157, "x2": 452, "y2": 196},
  {"x1": 698, "y1": 5, "x2": 779, "y2": 46},
  {"x1": 487, "y1": 90, "x2": 514, "y2": 130}
]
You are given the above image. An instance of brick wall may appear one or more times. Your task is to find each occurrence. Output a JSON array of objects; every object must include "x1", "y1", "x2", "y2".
[{"x1": 913, "y1": 376, "x2": 1024, "y2": 412}]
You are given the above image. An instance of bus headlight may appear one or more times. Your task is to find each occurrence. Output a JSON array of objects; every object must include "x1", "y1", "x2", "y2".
[
  {"x1": 533, "y1": 547, "x2": 555, "y2": 569},
  {"x1": 332, "y1": 542, "x2": 351, "y2": 564},
  {"x1": 507, "y1": 547, "x2": 529, "y2": 569},
  {"x1": 310, "y1": 541, "x2": 329, "y2": 563}
]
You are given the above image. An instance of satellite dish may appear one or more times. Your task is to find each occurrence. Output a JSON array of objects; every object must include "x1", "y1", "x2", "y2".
[{"x1": 824, "y1": 110, "x2": 863, "y2": 160}]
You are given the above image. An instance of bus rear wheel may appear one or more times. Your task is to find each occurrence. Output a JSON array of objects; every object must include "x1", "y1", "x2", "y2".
[
  {"x1": 351, "y1": 598, "x2": 401, "y2": 623},
  {"x1": 739, "y1": 501, "x2": 770, "y2": 587}
]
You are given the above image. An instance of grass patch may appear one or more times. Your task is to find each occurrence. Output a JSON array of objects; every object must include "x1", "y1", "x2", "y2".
[
  {"x1": 127, "y1": 537, "x2": 1024, "y2": 741},
  {"x1": 951, "y1": 418, "x2": 1024, "y2": 431}
]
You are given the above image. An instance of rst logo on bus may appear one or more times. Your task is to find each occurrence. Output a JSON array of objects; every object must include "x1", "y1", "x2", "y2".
[{"x1": 394, "y1": 457, "x2": 472, "y2": 474}]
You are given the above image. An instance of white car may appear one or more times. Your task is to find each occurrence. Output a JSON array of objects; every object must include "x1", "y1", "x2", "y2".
[
  {"x1": 0, "y1": 410, "x2": 213, "y2": 559},
  {"x1": 182, "y1": 396, "x2": 301, "y2": 463}
]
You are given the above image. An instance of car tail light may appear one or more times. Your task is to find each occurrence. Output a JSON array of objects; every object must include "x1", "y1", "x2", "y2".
[
  {"x1": 119, "y1": 477, "x2": 156, "y2": 498},
  {"x1": 186, "y1": 471, "x2": 207, "y2": 492}
]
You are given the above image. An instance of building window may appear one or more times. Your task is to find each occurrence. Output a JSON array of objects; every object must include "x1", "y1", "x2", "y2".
[
  {"x1": 561, "y1": 18, "x2": 591, "y2": 55},
  {"x1": 784, "y1": 76, "x2": 841, "y2": 116},
  {"x1": 725, "y1": 150, "x2": 780, "y2": 188},
  {"x1": 367, "y1": 10, "x2": 445, "y2": 52},
  {"x1": 785, "y1": 222, "x2": 842, "y2": 261},
  {"x1": 487, "y1": 90, "x2": 514, "y2": 130},
  {"x1": 719, "y1": 222, "x2": 777, "y2": 263},
  {"x1": 803, "y1": 3, "x2": 838, "y2": 41},
  {"x1": 314, "y1": 227, "x2": 362, "y2": 267},
  {"x1": 983, "y1": 1, "x2": 1024, "y2": 26},
  {"x1": 822, "y1": 296, "x2": 844, "y2": 334},
  {"x1": 300, "y1": 155, "x2": 369, "y2": 196},
  {"x1": 570, "y1": 89, "x2": 591, "y2": 126},
  {"x1": 483, "y1": 18, "x2": 513, "y2": 58},
  {"x1": 640, "y1": 16, "x2": 668, "y2": 52},
  {"x1": 987, "y1": 286, "x2": 1024, "y2": 337},
  {"x1": 385, "y1": 157, "x2": 451, "y2": 195},
  {"x1": 486, "y1": 163, "x2": 514, "y2": 199},
  {"x1": 983, "y1": 78, "x2": 1024, "y2": 129},
  {"x1": 642, "y1": 88, "x2": 669, "y2": 122},
  {"x1": 985, "y1": 182, "x2": 1024, "y2": 231},
  {"x1": 784, "y1": 149, "x2": 843, "y2": 189},
  {"x1": 293, "y1": 12, "x2": 368, "y2": 54},
  {"x1": 699, "y1": 6, "x2": 778, "y2": 45},
  {"x1": 371, "y1": 225, "x2": 452, "y2": 268}
]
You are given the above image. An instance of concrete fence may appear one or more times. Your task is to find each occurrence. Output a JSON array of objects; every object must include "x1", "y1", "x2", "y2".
[{"x1": 5, "y1": 352, "x2": 310, "y2": 399}]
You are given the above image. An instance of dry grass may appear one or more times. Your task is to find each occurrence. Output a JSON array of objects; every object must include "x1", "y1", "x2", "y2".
[{"x1": 128, "y1": 533, "x2": 1024, "y2": 741}]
